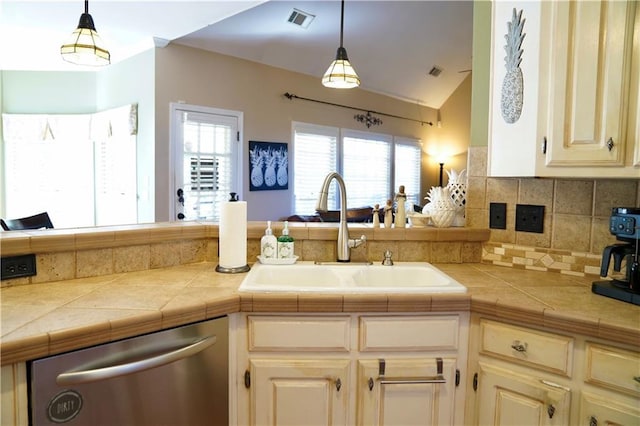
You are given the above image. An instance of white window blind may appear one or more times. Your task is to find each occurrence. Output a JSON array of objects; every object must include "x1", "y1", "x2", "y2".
[
  {"x1": 293, "y1": 123, "x2": 338, "y2": 214},
  {"x1": 394, "y1": 137, "x2": 422, "y2": 207},
  {"x1": 342, "y1": 131, "x2": 392, "y2": 208},
  {"x1": 293, "y1": 123, "x2": 422, "y2": 216}
]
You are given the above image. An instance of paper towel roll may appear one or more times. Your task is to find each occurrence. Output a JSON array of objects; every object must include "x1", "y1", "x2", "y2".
[{"x1": 217, "y1": 200, "x2": 249, "y2": 272}]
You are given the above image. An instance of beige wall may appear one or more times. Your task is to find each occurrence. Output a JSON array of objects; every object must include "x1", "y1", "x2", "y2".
[
  {"x1": 422, "y1": 74, "x2": 472, "y2": 192},
  {"x1": 154, "y1": 43, "x2": 459, "y2": 220}
]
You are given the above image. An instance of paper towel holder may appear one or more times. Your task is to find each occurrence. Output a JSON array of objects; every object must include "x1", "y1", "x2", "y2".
[
  {"x1": 216, "y1": 192, "x2": 251, "y2": 274},
  {"x1": 216, "y1": 264, "x2": 250, "y2": 273}
]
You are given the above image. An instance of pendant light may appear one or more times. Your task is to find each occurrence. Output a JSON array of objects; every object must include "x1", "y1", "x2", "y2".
[
  {"x1": 322, "y1": 0, "x2": 360, "y2": 89},
  {"x1": 60, "y1": 0, "x2": 110, "y2": 66}
]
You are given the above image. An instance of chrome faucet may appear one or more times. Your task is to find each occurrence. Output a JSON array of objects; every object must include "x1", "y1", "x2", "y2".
[{"x1": 316, "y1": 172, "x2": 366, "y2": 262}]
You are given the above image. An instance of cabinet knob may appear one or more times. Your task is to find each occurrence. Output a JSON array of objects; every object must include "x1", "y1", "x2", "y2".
[
  {"x1": 607, "y1": 137, "x2": 614, "y2": 151},
  {"x1": 589, "y1": 416, "x2": 598, "y2": 426},
  {"x1": 547, "y1": 404, "x2": 555, "y2": 419},
  {"x1": 335, "y1": 378, "x2": 342, "y2": 392},
  {"x1": 511, "y1": 340, "x2": 528, "y2": 353},
  {"x1": 633, "y1": 376, "x2": 640, "y2": 384}
]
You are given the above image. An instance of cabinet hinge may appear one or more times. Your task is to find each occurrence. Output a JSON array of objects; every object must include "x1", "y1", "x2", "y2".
[
  {"x1": 455, "y1": 369, "x2": 460, "y2": 387},
  {"x1": 473, "y1": 372, "x2": 478, "y2": 391},
  {"x1": 244, "y1": 370, "x2": 251, "y2": 389}
]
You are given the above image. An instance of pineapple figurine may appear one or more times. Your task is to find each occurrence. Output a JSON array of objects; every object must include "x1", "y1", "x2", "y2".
[
  {"x1": 500, "y1": 8, "x2": 526, "y2": 124},
  {"x1": 423, "y1": 186, "x2": 456, "y2": 228},
  {"x1": 446, "y1": 169, "x2": 467, "y2": 227}
]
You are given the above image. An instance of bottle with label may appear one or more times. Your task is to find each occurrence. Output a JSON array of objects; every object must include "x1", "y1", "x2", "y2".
[
  {"x1": 277, "y1": 221, "x2": 295, "y2": 259},
  {"x1": 260, "y1": 221, "x2": 277, "y2": 259}
]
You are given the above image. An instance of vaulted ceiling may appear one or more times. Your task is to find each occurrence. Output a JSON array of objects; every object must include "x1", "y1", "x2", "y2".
[{"x1": 1, "y1": 1, "x2": 473, "y2": 109}]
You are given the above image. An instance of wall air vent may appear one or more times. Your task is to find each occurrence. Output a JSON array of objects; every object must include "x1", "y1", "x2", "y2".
[
  {"x1": 428, "y1": 66, "x2": 443, "y2": 77},
  {"x1": 287, "y1": 8, "x2": 315, "y2": 28}
]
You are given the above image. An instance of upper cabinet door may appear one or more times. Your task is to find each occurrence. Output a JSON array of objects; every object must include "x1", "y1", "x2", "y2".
[
  {"x1": 545, "y1": 0, "x2": 635, "y2": 168},
  {"x1": 487, "y1": 0, "x2": 639, "y2": 178},
  {"x1": 487, "y1": 1, "x2": 545, "y2": 177}
]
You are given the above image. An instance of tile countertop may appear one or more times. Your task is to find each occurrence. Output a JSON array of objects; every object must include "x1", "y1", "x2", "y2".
[{"x1": 1, "y1": 262, "x2": 639, "y2": 365}]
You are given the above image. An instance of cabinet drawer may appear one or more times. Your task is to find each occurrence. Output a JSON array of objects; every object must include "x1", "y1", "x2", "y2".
[
  {"x1": 247, "y1": 315, "x2": 350, "y2": 352},
  {"x1": 359, "y1": 315, "x2": 459, "y2": 351},
  {"x1": 479, "y1": 319, "x2": 573, "y2": 376},
  {"x1": 585, "y1": 343, "x2": 640, "y2": 397}
]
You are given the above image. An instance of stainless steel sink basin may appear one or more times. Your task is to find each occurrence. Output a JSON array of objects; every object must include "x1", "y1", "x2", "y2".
[{"x1": 238, "y1": 262, "x2": 466, "y2": 294}]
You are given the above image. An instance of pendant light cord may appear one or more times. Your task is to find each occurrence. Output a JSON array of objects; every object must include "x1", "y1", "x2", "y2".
[
  {"x1": 84, "y1": 0, "x2": 89, "y2": 14},
  {"x1": 339, "y1": 0, "x2": 345, "y2": 48}
]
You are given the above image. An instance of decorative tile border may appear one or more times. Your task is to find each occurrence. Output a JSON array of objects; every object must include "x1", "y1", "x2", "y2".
[{"x1": 482, "y1": 242, "x2": 602, "y2": 277}]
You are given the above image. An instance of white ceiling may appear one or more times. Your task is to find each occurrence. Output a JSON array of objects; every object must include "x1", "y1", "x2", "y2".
[{"x1": 0, "y1": 0, "x2": 473, "y2": 109}]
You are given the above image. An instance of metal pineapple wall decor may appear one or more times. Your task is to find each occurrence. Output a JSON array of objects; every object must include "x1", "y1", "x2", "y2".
[{"x1": 501, "y1": 8, "x2": 526, "y2": 124}]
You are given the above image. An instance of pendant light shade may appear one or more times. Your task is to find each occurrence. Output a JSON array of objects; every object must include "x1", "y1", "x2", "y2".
[
  {"x1": 60, "y1": 0, "x2": 110, "y2": 66},
  {"x1": 322, "y1": 0, "x2": 360, "y2": 89}
]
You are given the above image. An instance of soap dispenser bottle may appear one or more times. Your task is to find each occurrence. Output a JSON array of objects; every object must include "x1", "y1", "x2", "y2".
[
  {"x1": 260, "y1": 221, "x2": 277, "y2": 259},
  {"x1": 277, "y1": 221, "x2": 294, "y2": 259}
]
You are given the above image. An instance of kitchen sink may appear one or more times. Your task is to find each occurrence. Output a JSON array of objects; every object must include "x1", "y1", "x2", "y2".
[{"x1": 238, "y1": 262, "x2": 466, "y2": 294}]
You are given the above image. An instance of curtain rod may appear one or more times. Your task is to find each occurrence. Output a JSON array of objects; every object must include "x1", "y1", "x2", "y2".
[{"x1": 283, "y1": 92, "x2": 433, "y2": 127}]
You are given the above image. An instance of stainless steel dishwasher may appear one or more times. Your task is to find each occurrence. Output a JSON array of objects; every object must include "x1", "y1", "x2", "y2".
[{"x1": 29, "y1": 316, "x2": 228, "y2": 426}]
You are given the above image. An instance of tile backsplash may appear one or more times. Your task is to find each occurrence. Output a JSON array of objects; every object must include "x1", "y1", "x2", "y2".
[{"x1": 467, "y1": 146, "x2": 640, "y2": 276}]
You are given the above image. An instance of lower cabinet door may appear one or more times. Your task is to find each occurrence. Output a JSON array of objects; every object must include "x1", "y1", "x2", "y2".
[
  {"x1": 249, "y1": 358, "x2": 350, "y2": 426},
  {"x1": 579, "y1": 392, "x2": 640, "y2": 425},
  {"x1": 357, "y1": 357, "x2": 458, "y2": 426},
  {"x1": 476, "y1": 362, "x2": 571, "y2": 426}
]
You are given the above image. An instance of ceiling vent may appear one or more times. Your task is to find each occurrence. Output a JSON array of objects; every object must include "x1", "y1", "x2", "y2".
[
  {"x1": 428, "y1": 66, "x2": 443, "y2": 77},
  {"x1": 287, "y1": 9, "x2": 315, "y2": 29}
]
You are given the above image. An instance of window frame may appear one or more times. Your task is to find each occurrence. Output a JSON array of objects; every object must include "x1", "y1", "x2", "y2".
[{"x1": 292, "y1": 121, "x2": 422, "y2": 216}]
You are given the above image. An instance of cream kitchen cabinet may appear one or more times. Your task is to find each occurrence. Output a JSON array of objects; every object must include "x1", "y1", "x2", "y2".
[
  {"x1": 248, "y1": 358, "x2": 350, "y2": 425},
  {"x1": 488, "y1": 0, "x2": 640, "y2": 177},
  {"x1": 466, "y1": 316, "x2": 640, "y2": 426},
  {"x1": 357, "y1": 357, "x2": 458, "y2": 425},
  {"x1": 1, "y1": 363, "x2": 28, "y2": 426},
  {"x1": 476, "y1": 362, "x2": 571, "y2": 425},
  {"x1": 231, "y1": 313, "x2": 469, "y2": 426},
  {"x1": 467, "y1": 318, "x2": 575, "y2": 425},
  {"x1": 579, "y1": 343, "x2": 640, "y2": 425}
]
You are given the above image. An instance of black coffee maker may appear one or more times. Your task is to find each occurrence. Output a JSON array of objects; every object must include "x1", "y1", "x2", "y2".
[{"x1": 592, "y1": 207, "x2": 640, "y2": 305}]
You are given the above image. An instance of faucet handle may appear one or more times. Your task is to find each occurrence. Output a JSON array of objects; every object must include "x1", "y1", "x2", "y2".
[
  {"x1": 382, "y1": 250, "x2": 394, "y2": 266},
  {"x1": 349, "y1": 234, "x2": 366, "y2": 249}
]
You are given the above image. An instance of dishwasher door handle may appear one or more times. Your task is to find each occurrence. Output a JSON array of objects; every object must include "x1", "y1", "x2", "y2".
[{"x1": 56, "y1": 336, "x2": 217, "y2": 386}]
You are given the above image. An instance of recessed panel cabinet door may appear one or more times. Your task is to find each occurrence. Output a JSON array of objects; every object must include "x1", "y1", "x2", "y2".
[
  {"x1": 476, "y1": 362, "x2": 571, "y2": 426},
  {"x1": 545, "y1": 0, "x2": 636, "y2": 167},
  {"x1": 579, "y1": 392, "x2": 640, "y2": 425},
  {"x1": 249, "y1": 358, "x2": 350, "y2": 426},
  {"x1": 357, "y1": 358, "x2": 457, "y2": 426}
]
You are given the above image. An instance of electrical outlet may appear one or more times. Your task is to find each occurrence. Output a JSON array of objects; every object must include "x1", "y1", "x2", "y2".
[
  {"x1": 489, "y1": 202, "x2": 507, "y2": 229},
  {"x1": 515, "y1": 204, "x2": 545, "y2": 233},
  {"x1": 1, "y1": 254, "x2": 37, "y2": 280}
]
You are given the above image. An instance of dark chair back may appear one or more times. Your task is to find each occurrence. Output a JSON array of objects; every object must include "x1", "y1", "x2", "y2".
[{"x1": 0, "y1": 212, "x2": 54, "y2": 231}]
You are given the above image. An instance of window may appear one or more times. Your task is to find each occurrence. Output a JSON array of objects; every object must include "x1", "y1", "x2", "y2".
[
  {"x1": 2, "y1": 105, "x2": 137, "y2": 228},
  {"x1": 292, "y1": 124, "x2": 338, "y2": 214},
  {"x1": 394, "y1": 138, "x2": 422, "y2": 206},
  {"x1": 342, "y1": 130, "x2": 392, "y2": 208},
  {"x1": 293, "y1": 122, "x2": 422, "y2": 215}
]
